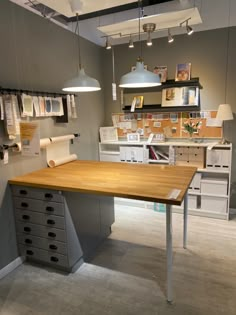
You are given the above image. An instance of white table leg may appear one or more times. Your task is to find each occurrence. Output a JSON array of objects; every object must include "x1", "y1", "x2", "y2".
[
  {"x1": 183, "y1": 193, "x2": 188, "y2": 249},
  {"x1": 166, "y1": 204, "x2": 173, "y2": 303}
]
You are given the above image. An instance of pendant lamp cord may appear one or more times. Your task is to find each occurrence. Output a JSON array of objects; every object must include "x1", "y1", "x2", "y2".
[
  {"x1": 75, "y1": 13, "x2": 82, "y2": 72},
  {"x1": 224, "y1": 0, "x2": 231, "y2": 103},
  {"x1": 138, "y1": 0, "x2": 143, "y2": 60}
]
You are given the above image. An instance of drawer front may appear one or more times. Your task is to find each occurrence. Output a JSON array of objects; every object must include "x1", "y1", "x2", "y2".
[
  {"x1": 14, "y1": 198, "x2": 65, "y2": 216},
  {"x1": 11, "y1": 185, "x2": 64, "y2": 203},
  {"x1": 15, "y1": 209, "x2": 65, "y2": 230},
  {"x1": 16, "y1": 222, "x2": 67, "y2": 243},
  {"x1": 16, "y1": 209, "x2": 43, "y2": 225},
  {"x1": 19, "y1": 245, "x2": 41, "y2": 259},
  {"x1": 40, "y1": 249, "x2": 69, "y2": 268},
  {"x1": 18, "y1": 234, "x2": 67, "y2": 255}
]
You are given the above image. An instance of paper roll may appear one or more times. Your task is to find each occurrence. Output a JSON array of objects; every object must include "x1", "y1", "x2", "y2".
[
  {"x1": 50, "y1": 135, "x2": 75, "y2": 143},
  {"x1": 48, "y1": 154, "x2": 77, "y2": 168},
  {"x1": 40, "y1": 138, "x2": 51, "y2": 147}
]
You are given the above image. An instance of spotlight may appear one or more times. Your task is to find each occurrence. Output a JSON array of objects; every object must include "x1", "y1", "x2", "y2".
[
  {"x1": 186, "y1": 21, "x2": 194, "y2": 35},
  {"x1": 128, "y1": 35, "x2": 134, "y2": 48},
  {"x1": 147, "y1": 32, "x2": 152, "y2": 46},
  {"x1": 105, "y1": 37, "x2": 111, "y2": 49},
  {"x1": 168, "y1": 29, "x2": 174, "y2": 43}
]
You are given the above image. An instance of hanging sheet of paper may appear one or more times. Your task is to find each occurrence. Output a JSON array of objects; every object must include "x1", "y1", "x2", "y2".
[
  {"x1": 4, "y1": 95, "x2": 17, "y2": 139},
  {"x1": 20, "y1": 122, "x2": 40, "y2": 156},
  {"x1": 21, "y1": 94, "x2": 34, "y2": 117},
  {"x1": 0, "y1": 97, "x2": 4, "y2": 120},
  {"x1": 71, "y1": 95, "x2": 77, "y2": 119},
  {"x1": 112, "y1": 83, "x2": 117, "y2": 101}
]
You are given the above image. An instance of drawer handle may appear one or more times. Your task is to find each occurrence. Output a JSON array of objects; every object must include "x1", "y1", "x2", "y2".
[
  {"x1": 25, "y1": 239, "x2": 32, "y2": 244},
  {"x1": 45, "y1": 193, "x2": 53, "y2": 199},
  {"x1": 21, "y1": 202, "x2": 28, "y2": 208},
  {"x1": 22, "y1": 215, "x2": 30, "y2": 220},
  {"x1": 24, "y1": 227, "x2": 31, "y2": 232},
  {"x1": 46, "y1": 206, "x2": 54, "y2": 212},
  {"x1": 49, "y1": 244, "x2": 58, "y2": 250},
  {"x1": 50, "y1": 256, "x2": 59, "y2": 262},
  {"x1": 20, "y1": 190, "x2": 27, "y2": 195},
  {"x1": 47, "y1": 219, "x2": 55, "y2": 225},
  {"x1": 26, "y1": 250, "x2": 34, "y2": 256},
  {"x1": 48, "y1": 232, "x2": 56, "y2": 238}
]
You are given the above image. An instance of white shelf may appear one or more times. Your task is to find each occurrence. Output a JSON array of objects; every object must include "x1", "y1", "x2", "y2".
[
  {"x1": 198, "y1": 168, "x2": 230, "y2": 174},
  {"x1": 100, "y1": 151, "x2": 120, "y2": 155},
  {"x1": 188, "y1": 191, "x2": 228, "y2": 198},
  {"x1": 148, "y1": 159, "x2": 169, "y2": 164},
  {"x1": 172, "y1": 207, "x2": 228, "y2": 220}
]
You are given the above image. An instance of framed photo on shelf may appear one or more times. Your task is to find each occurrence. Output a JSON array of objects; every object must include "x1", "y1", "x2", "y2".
[
  {"x1": 153, "y1": 65, "x2": 167, "y2": 82},
  {"x1": 175, "y1": 63, "x2": 191, "y2": 81},
  {"x1": 127, "y1": 133, "x2": 140, "y2": 143},
  {"x1": 99, "y1": 126, "x2": 118, "y2": 142},
  {"x1": 131, "y1": 95, "x2": 144, "y2": 109},
  {"x1": 162, "y1": 86, "x2": 199, "y2": 107}
]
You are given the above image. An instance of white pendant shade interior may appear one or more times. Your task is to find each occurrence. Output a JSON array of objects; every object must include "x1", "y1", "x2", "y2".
[
  {"x1": 119, "y1": 60, "x2": 161, "y2": 88},
  {"x1": 63, "y1": 68, "x2": 101, "y2": 92},
  {"x1": 62, "y1": 12, "x2": 101, "y2": 92},
  {"x1": 119, "y1": 1, "x2": 161, "y2": 88}
]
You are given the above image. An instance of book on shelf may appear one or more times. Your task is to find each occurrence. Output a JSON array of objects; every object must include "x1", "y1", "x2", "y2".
[
  {"x1": 150, "y1": 146, "x2": 159, "y2": 160},
  {"x1": 150, "y1": 146, "x2": 169, "y2": 161}
]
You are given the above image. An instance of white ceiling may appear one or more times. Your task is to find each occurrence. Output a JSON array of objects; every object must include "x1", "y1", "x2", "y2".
[
  {"x1": 9, "y1": 0, "x2": 236, "y2": 47},
  {"x1": 98, "y1": 7, "x2": 201, "y2": 38},
  {"x1": 38, "y1": 0, "x2": 136, "y2": 17}
]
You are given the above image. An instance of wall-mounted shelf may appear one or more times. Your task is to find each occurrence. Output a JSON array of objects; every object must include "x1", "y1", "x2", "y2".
[
  {"x1": 122, "y1": 104, "x2": 200, "y2": 113},
  {"x1": 122, "y1": 77, "x2": 202, "y2": 94},
  {"x1": 122, "y1": 77, "x2": 202, "y2": 112}
]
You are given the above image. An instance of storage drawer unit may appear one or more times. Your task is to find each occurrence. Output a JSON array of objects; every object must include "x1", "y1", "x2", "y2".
[
  {"x1": 206, "y1": 148, "x2": 231, "y2": 170},
  {"x1": 201, "y1": 196, "x2": 228, "y2": 213},
  {"x1": 12, "y1": 185, "x2": 83, "y2": 272},
  {"x1": 201, "y1": 178, "x2": 228, "y2": 195}
]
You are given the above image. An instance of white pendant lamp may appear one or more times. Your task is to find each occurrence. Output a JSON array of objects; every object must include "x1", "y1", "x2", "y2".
[
  {"x1": 120, "y1": 58, "x2": 160, "y2": 88},
  {"x1": 119, "y1": 1, "x2": 161, "y2": 89},
  {"x1": 63, "y1": 13, "x2": 101, "y2": 93}
]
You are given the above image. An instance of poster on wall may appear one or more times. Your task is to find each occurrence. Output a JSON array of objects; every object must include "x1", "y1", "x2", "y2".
[
  {"x1": 20, "y1": 122, "x2": 40, "y2": 156},
  {"x1": 162, "y1": 87, "x2": 199, "y2": 107}
]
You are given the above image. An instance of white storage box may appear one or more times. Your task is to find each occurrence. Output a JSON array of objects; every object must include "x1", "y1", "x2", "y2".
[
  {"x1": 188, "y1": 195, "x2": 197, "y2": 209},
  {"x1": 201, "y1": 177, "x2": 228, "y2": 195},
  {"x1": 201, "y1": 196, "x2": 227, "y2": 213}
]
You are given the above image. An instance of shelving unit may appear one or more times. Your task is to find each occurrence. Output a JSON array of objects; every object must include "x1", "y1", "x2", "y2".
[
  {"x1": 99, "y1": 140, "x2": 232, "y2": 220},
  {"x1": 122, "y1": 77, "x2": 202, "y2": 112}
]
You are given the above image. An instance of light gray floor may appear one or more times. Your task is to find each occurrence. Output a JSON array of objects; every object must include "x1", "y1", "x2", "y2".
[{"x1": 1, "y1": 205, "x2": 236, "y2": 315}]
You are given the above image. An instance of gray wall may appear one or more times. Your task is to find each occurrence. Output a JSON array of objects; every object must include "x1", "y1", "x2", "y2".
[
  {"x1": 103, "y1": 27, "x2": 236, "y2": 207},
  {"x1": 0, "y1": 0, "x2": 105, "y2": 270}
]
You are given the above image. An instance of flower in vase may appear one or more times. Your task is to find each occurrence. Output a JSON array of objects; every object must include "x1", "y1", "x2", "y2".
[{"x1": 183, "y1": 120, "x2": 201, "y2": 137}]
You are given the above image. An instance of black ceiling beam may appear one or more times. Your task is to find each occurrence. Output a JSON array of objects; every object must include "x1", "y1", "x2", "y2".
[{"x1": 66, "y1": 0, "x2": 174, "y2": 22}]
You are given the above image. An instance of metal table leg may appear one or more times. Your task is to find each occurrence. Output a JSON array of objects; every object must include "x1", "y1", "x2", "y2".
[
  {"x1": 183, "y1": 193, "x2": 188, "y2": 249},
  {"x1": 166, "y1": 204, "x2": 173, "y2": 303}
]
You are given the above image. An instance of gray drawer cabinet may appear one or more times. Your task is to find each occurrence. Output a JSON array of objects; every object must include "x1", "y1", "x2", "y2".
[
  {"x1": 11, "y1": 185, "x2": 115, "y2": 273},
  {"x1": 12, "y1": 185, "x2": 83, "y2": 272}
]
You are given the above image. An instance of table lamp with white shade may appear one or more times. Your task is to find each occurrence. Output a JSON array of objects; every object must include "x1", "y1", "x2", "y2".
[{"x1": 216, "y1": 104, "x2": 234, "y2": 144}]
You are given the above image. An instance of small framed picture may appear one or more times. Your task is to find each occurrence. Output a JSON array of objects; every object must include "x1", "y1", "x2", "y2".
[
  {"x1": 153, "y1": 66, "x2": 167, "y2": 82},
  {"x1": 99, "y1": 127, "x2": 118, "y2": 142},
  {"x1": 131, "y1": 65, "x2": 147, "y2": 71},
  {"x1": 127, "y1": 133, "x2": 140, "y2": 143},
  {"x1": 132, "y1": 95, "x2": 144, "y2": 109},
  {"x1": 175, "y1": 63, "x2": 191, "y2": 81}
]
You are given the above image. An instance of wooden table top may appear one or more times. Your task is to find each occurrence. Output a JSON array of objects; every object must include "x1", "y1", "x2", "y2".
[{"x1": 9, "y1": 160, "x2": 197, "y2": 206}]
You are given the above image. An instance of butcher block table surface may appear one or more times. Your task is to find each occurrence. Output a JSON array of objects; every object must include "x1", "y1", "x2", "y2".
[{"x1": 9, "y1": 160, "x2": 196, "y2": 206}]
